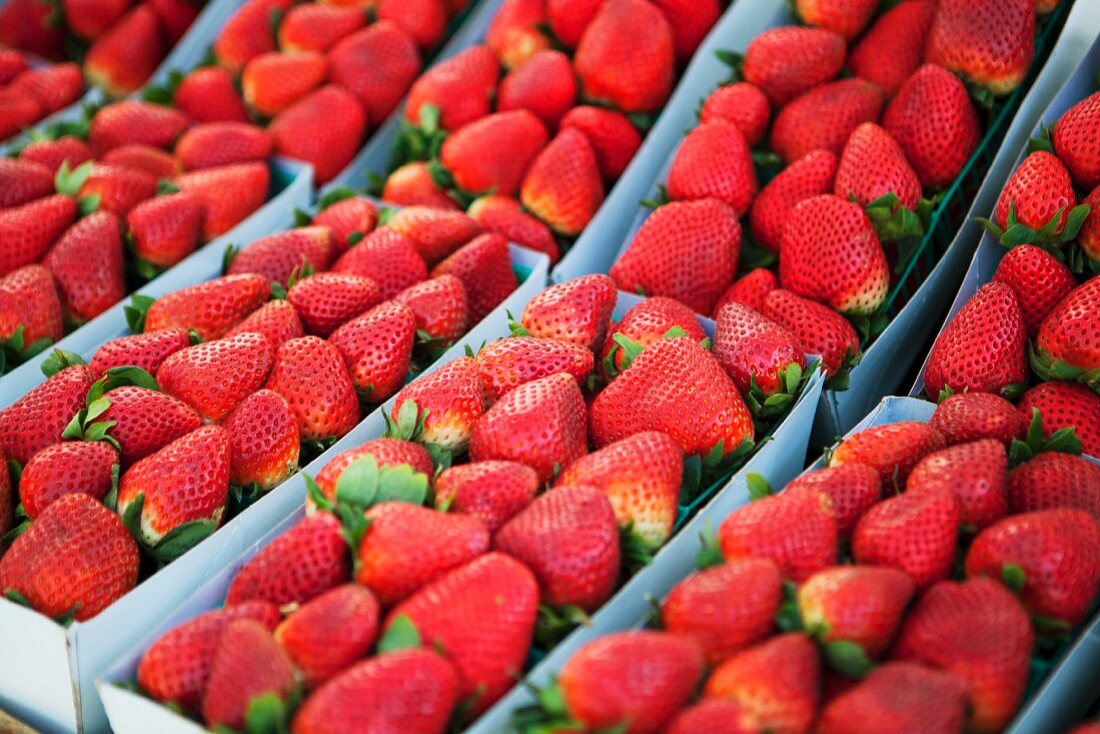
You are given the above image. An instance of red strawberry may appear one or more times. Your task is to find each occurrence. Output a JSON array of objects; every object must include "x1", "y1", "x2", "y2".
[
  {"x1": 1032, "y1": 277, "x2": 1100, "y2": 389},
  {"x1": 834, "y1": 121, "x2": 923, "y2": 227},
  {"x1": 88, "y1": 100, "x2": 188, "y2": 157},
  {"x1": 661, "y1": 558, "x2": 782, "y2": 664},
  {"x1": 224, "y1": 389, "x2": 299, "y2": 491},
  {"x1": 127, "y1": 192, "x2": 203, "y2": 271},
  {"x1": 387, "y1": 205, "x2": 482, "y2": 267},
  {"x1": 699, "y1": 82, "x2": 771, "y2": 148},
  {"x1": 0, "y1": 364, "x2": 92, "y2": 465},
  {"x1": 829, "y1": 420, "x2": 946, "y2": 485},
  {"x1": 0, "y1": 158, "x2": 52, "y2": 209},
  {"x1": 882, "y1": 64, "x2": 981, "y2": 190},
  {"x1": 651, "y1": 0, "x2": 721, "y2": 65},
  {"x1": 226, "y1": 512, "x2": 349, "y2": 607},
  {"x1": 749, "y1": 149, "x2": 837, "y2": 254},
  {"x1": 742, "y1": 25, "x2": 845, "y2": 107},
  {"x1": 667, "y1": 120, "x2": 757, "y2": 217},
  {"x1": 393, "y1": 274, "x2": 468, "y2": 346},
  {"x1": 276, "y1": 584, "x2": 379, "y2": 687},
  {"x1": 771, "y1": 79, "x2": 884, "y2": 165},
  {"x1": 891, "y1": 577, "x2": 1033, "y2": 733},
  {"x1": 712, "y1": 268, "x2": 778, "y2": 317},
  {"x1": 143, "y1": 273, "x2": 270, "y2": 340},
  {"x1": 783, "y1": 463, "x2": 881, "y2": 538},
  {"x1": 560, "y1": 105, "x2": 643, "y2": 183},
  {"x1": 278, "y1": 3, "x2": 365, "y2": 53},
  {"x1": 467, "y1": 194, "x2": 559, "y2": 262},
  {"x1": 242, "y1": 51, "x2": 328, "y2": 118},
  {"x1": 157, "y1": 332, "x2": 275, "y2": 422},
  {"x1": 329, "y1": 301, "x2": 416, "y2": 403},
  {"x1": 270, "y1": 85, "x2": 366, "y2": 184},
  {"x1": 1053, "y1": 91, "x2": 1100, "y2": 191},
  {"x1": 0, "y1": 194, "x2": 78, "y2": 277},
  {"x1": 286, "y1": 272, "x2": 381, "y2": 338},
  {"x1": 664, "y1": 700, "x2": 755, "y2": 734},
  {"x1": 546, "y1": 0, "x2": 602, "y2": 49},
  {"x1": 931, "y1": 391, "x2": 1027, "y2": 447},
  {"x1": 0, "y1": 265, "x2": 62, "y2": 356},
  {"x1": 101, "y1": 145, "x2": 181, "y2": 180},
  {"x1": 519, "y1": 124, "x2": 607, "y2": 234},
  {"x1": 924, "y1": 282, "x2": 1028, "y2": 400},
  {"x1": 312, "y1": 196, "x2": 378, "y2": 254},
  {"x1": 611, "y1": 198, "x2": 740, "y2": 315},
  {"x1": 0, "y1": 48, "x2": 26, "y2": 84},
  {"x1": 853, "y1": 485, "x2": 959, "y2": 589},
  {"x1": 83, "y1": 6, "x2": 163, "y2": 98},
  {"x1": 991, "y1": 244, "x2": 1077, "y2": 338},
  {"x1": 990, "y1": 152, "x2": 1081, "y2": 246},
  {"x1": 1076, "y1": 186, "x2": 1100, "y2": 265},
  {"x1": 486, "y1": 0, "x2": 549, "y2": 70},
  {"x1": 818, "y1": 662, "x2": 969, "y2": 734},
  {"x1": 433, "y1": 460, "x2": 538, "y2": 533},
  {"x1": 79, "y1": 164, "x2": 157, "y2": 218},
  {"x1": 173, "y1": 67, "x2": 250, "y2": 124},
  {"x1": 0, "y1": 87, "x2": 41, "y2": 142},
  {"x1": 61, "y1": 0, "x2": 128, "y2": 40},
  {"x1": 265, "y1": 336, "x2": 359, "y2": 442},
  {"x1": 799, "y1": 565, "x2": 914, "y2": 659},
  {"x1": 0, "y1": 0, "x2": 64, "y2": 62},
  {"x1": 0, "y1": 492, "x2": 137, "y2": 621},
  {"x1": 475, "y1": 336, "x2": 594, "y2": 400},
  {"x1": 376, "y1": 0, "x2": 445, "y2": 49},
  {"x1": 925, "y1": 0, "x2": 1034, "y2": 97},
  {"x1": 11, "y1": 64, "x2": 82, "y2": 117},
  {"x1": 333, "y1": 227, "x2": 427, "y2": 300},
  {"x1": 430, "y1": 232, "x2": 518, "y2": 323},
  {"x1": 309, "y1": 438, "x2": 433, "y2": 508},
  {"x1": 175, "y1": 122, "x2": 272, "y2": 172},
  {"x1": 383, "y1": 552, "x2": 539, "y2": 714},
  {"x1": 907, "y1": 439, "x2": 1008, "y2": 530},
  {"x1": 19, "y1": 136, "x2": 93, "y2": 173},
  {"x1": 520, "y1": 274, "x2": 616, "y2": 352},
  {"x1": 19, "y1": 440, "x2": 117, "y2": 519},
  {"x1": 201, "y1": 620, "x2": 295, "y2": 730},
  {"x1": 440, "y1": 109, "x2": 549, "y2": 196},
  {"x1": 175, "y1": 161, "x2": 271, "y2": 240},
  {"x1": 761, "y1": 289, "x2": 859, "y2": 382},
  {"x1": 213, "y1": 0, "x2": 291, "y2": 72},
  {"x1": 600, "y1": 295, "x2": 707, "y2": 379},
  {"x1": 1008, "y1": 452, "x2": 1100, "y2": 522},
  {"x1": 714, "y1": 302, "x2": 805, "y2": 401},
  {"x1": 147, "y1": 0, "x2": 200, "y2": 45},
  {"x1": 382, "y1": 162, "x2": 459, "y2": 210},
  {"x1": 498, "y1": 49, "x2": 577, "y2": 130},
  {"x1": 574, "y1": 0, "x2": 674, "y2": 114},
  {"x1": 44, "y1": 211, "x2": 125, "y2": 323},
  {"x1": 404, "y1": 44, "x2": 499, "y2": 132},
  {"x1": 794, "y1": 0, "x2": 876, "y2": 40},
  {"x1": 849, "y1": 1, "x2": 937, "y2": 98},
  {"x1": 228, "y1": 226, "x2": 335, "y2": 287},
  {"x1": 92, "y1": 385, "x2": 202, "y2": 467},
  {"x1": 389, "y1": 356, "x2": 489, "y2": 453},
  {"x1": 225, "y1": 300, "x2": 304, "y2": 347},
  {"x1": 1017, "y1": 381, "x2": 1100, "y2": 457}
]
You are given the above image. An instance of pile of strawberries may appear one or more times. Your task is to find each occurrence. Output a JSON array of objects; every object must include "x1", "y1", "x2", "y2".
[
  {"x1": 612, "y1": 0, "x2": 1049, "y2": 388},
  {"x1": 0, "y1": 98, "x2": 278, "y2": 372},
  {"x1": 924, "y1": 83, "x2": 1100, "y2": 457},
  {"x1": 122, "y1": 271, "x2": 819, "y2": 731},
  {"x1": 374, "y1": 0, "x2": 725, "y2": 264},
  {"x1": 520, "y1": 392, "x2": 1100, "y2": 733},
  {"x1": 0, "y1": 195, "x2": 527, "y2": 621},
  {"x1": 0, "y1": 0, "x2": 203, "y2": 112}
]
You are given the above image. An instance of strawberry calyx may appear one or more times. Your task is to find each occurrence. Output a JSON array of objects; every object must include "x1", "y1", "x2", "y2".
[
  {"x1": 2, "y1": 325, "x2": 56, "y2": 374},
  {"x1": 824, "y1": 346, "x2": 862, "y2": 392},
  {"x1": 119, "y1": 491, "x2": 218, "y2": 562},
  {"x1": 54, "y1": 160, "x2": 100, "y2": 216},
  {"x1": 62, "y1": 366, "x2": 159, "y2": 449},
  {"x1": 745, "y1": 361, "x2": 811, "y2": 423},
  {"x1": 242, "y1": 690, "x2": 296, "y2": 734},
  {"x1": 317, "y1": 186, "x2": 360, "y2": 211},
  {"x1": 377, "y1": 613, "x2": 422, "y2": 653},
  {"x1": 124, "y1": 293, "x2": 157, "y2": 333},
  {"x1": 393, "y1": 104, "x2": 448, "y2": 170},
  {"x1": 382, "y1": 399, "x2": 452, "y2": 469},
  {"x1": 1007, "y1": 407, "x2": 1082, "y2": 468},
  {"x1": 640, "y1": 183, "x2": 669, "y2": 210},
  {"x1": 510, "y1": 677, "x2": 587, "y2": 734},
  {"x1": 536, "y1": 603, "x2": 591, "y2": 648},
  {"x1": 1029, "y1": 345, "x2": 1100, "y2": 394},
  {"x1": 140, "y1": 69, "x2": 185, "y2": 107},
  {"x1": 978, "y1": 201, "x2": 1092, "y2": 250},
  {"x1": 694, "y1": 523, "x2": 725, "y2": 570}
]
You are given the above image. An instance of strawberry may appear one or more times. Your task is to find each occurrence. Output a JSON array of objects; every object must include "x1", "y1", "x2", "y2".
[
  {"x1": 931, "y1": 391, "x2": 1027, "y2": 447},
  {"x1": 172, "y1": 67, "x2": 250, "y2": 124},
  {"x1": 0, "y1": 0, "x2": 64, "y2": 60},
  {"x1": 469, "y1": 372, "x2": 588, "y2": 482},
  {"x1": 664, "y1": 700, "x2": 755, "y2": 734},
  {"x1": 1008, "y1": 452, "x2": 1100, "y2": 523},
  {"x1": 783, "y1": 463, "x2": 881, "y2": 538},
  {"x1": 703, "y1": 633, "x2": 821, "y2": 734},
  {"x1": 699, "y1": 82, "x2": 771, "y2": 148},
  {"x1": 600, "y1": 296, "x2": 707, "y2": 379},
  {"x1": 906, "y1": 439, "x2": 1008, "y2": 531},
  {"x1": 799, "y1": 565, "x2": 915, "y2": 659},
  {"x1": 989, "y1": 151, "x2": 1083, "y2": 246},
  {"x1": 175, "y1": 122, "x2": 272, "y2": 172},
  {"x1": 286, "y1": 272, "x2": 381, "y2": 338},
  {"x1": 312, "y1": 196, "x2": 379, "y2": 254},
  {"x1": 382, "y1": 162, "x2": 459, "y2": 210},
  {"x1": 498, "y1": 50, "x2": 577, "y2": 130},
  {"x1": 137, "y1": 602, "x2": 281, "y2": 716},
  {"x1": 849, "y1": 0, "x2": 936, "y2": 99},
  {"x1": 991, "y1": 244, "x2": 1077, "y2": 338},
  {"x1": 387, "y1": 205, "x2": 481, "y2": 267},
  {"x1": 1032, "y1": 277, "x2": 1100, "y2": 390},
  {"x1": 80, "y1": 164, "x2": 157, "y2": 218},
  {"x1": 143, "y1": 273, "x2": 270, "y2": 340},
  {"x1": 0, "y1": 87, "x2": 41, "y2": 142},
  {"x1": 467, "y1": 195, "x2": 559, "y2": 262},
  {"x1": 278, "y1": 3, "x2": 365, "y2": 53},
  {"x1": 117, "y1": 425, "x2": 230, "y2": 548},
  {"x1": 228, "y1": 226, "x2": 336, "y2": 287},
  {"x1": 265, "y1": 336, "x2": 359, "y2": 442},
  {"x1": 61, "y1": 0, "x2": 128, "y2": 41},
  {"x1": 19, "y1": 440, "x2": 117, "y2": 519},
  {"x1": 430, "y1": 232, "x2": 518, "y2": 323},
  {"x1": 1017, "y1": 381, "x2": 1100, "y2": 457},
  {"x1": 651, "y1": 0, "x2": 721, "y2": 65},
  {"x1": 0, "y1": 364, "x2": 92, "y2": 465},
  {"x1": 383, "y1": 552, "x2": 539, "y2": 714},
  {"x1": 714, "y1": 302, "x2": 805, "y2": 403},
  {"x1": 44, "y1": 210, "x2": 125, "y2": 323},
  {"x1": 520, "y1": 274, "x2": 616, "y2": 352},
  {"x1": 882, "y1": 64, "x2": 981, "y2": 190},
  {"x1": 88, "y1": 101, "x2": 188, "y2": 158},
  {"x1": 224, "y1": 389, "x2": 299, "y2": 491},
  {"x1": 749, "y1": 149, "x2": 837, "y2": 254},
  {"x1": 0, "y1": 158, "x2": 52, "y2": 208},
  {"x1": 818, "y1": 662, "x2": 969, "y2": 734},
  {"x1": 0, "y1": 265, "x2": 62, "y2": 357},
  {"x1": 0, "y1": 48, "x2": 26, "y2": 84},
  {"x1": 718, "y1": 485, "x2": 837, "y2": 582},
  {"x1": 433, "y1": 460, "x2": 538, "y2": 533},
  {"x1": 101, "y1": 145, "x2": 181, "y2": 180},
  {"x1": 0, "y1": 492, "x2": 138, "y2": 621},
  {"x1": 771, "y1": 79, "x2": 885, "y2": 165},
  {"x1": 925, "y1": 0, "x2": 1034, "y2": 97},
  {"x1": 309, "y1": 438, "x2": 433, "y2": 508},
  {"x1": 376, "y1": 0, "x2": 446, "y2": 49},
  {"x1": 476, "y1": 336, "x2": 594, "y2": 400},
  {"x1": 157, "y1": 332, "x2": 275, "y2": 422},
  {"x1": 147, "y1": 0, "x2": 199, "y2": 45},
  {"x1": 242, "y1": 51, "x2": 328, "y2": 118},
  {"x1": 226, "y1": 300, "x2": 304, "y2": 347},
  {"x1": 557, "y1": 631, "x2": 704, "y2": 734},
  {"x1": 404, "y1": 44, "x2": 499, "y2": 133},
  {"x1": 611, "y1": 198, "x2": 741, "y2": 315},
  {"x1": 794, "y1": 0, "x2": 876, "y2": 40},
  {"x1": 661, "y1": 558, "x2": 782, "y2": 664},
  {"x1": 0, "y1": 194, "x2": 78, "y2": 277},
  {"x1": 174, "y1": 161, "x2": 271, "y2": 240},
  {"x1": 486, "y1": 0, "x2": 549, "y2": 70},
  {"x1": 270, "y1": 85, "x2": 366, "y2": 184},
  {"x1": 226, "y1": 512, "x2": 349, "y2": 607},
  {"x1": 1052, "y1": 91, "x2": 1100, "y2": 191},
  {"x1": 762, "y1": 289, "x2": 859, "y2": 383},
  {"x1": 201, "y1": 620, "x2": 296, "y2": 730},
  {"x1": 560, "y1": 105, "x2": 644, "y2": 183},
  {"x1": 19, "y1": 136, "x2": 93, "y2": 173},
  {"x1": 967, "y1": 508, "x2": 1100, "y2": 627},
  {"x1": 389, "y1": 356, "x2": 489, "y2": 453},
  {"x1": 213, "y1": 0, "x2": 291, "y2": 72},
  {"x1": 891, "y1": 577, "x2": 1033, "y2": 733},
  {"x1": 546, "y1": 0, "x2": 602, "y2": 49},
  {"x1": 834, "y1": 122, "x2": 923, "y2": 233},
  {"x1": 127, "y1": 193, "x2": 203, "y2": 271},
  {"x1": 712, "y1": 269, "x2": 778, "y2": 317},
  {"x1": 852, "y1": 485, "x2": 959, "y2": 589},
  {"x1": 829, "y1": 421, "x2": 946, "y2": 485},
  {"x1": 329, "y1": 301, "x2": 416, "y2": 403},
  {"x1": 289, "y1": 650, "x2": 458, "y2": 733},
  {"x1": 393, "y1": 275, "x2": 467, "y2": 346},
  {"x1": 741, "y1": 26, "x2": 845, "y2": 107},
  {"x1": 574, "y1": 0, "x2": 674, "y2": 114},
  {"x1": 667, "y1": 120, "x2": 757, "y2": 217},
  {"x1": 1076, "y1": 186, "x2": 1100, "y2": 265},
  {"x1": 440, "y1": 109, "x2": 549, "y2": 196},
  {"x1": 924, "y1": 282, "x2": 1028, "y2": 400},
  {"x1": 88, "y1": 385, "x2": 202, "y2": 467},
  {"x1": 83, "y1": 6, "x2": 163, "y2": 98}
]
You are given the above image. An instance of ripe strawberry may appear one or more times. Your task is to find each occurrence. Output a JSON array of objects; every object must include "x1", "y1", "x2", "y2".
[
  {"x1": 1032, "y1": 277, "x2": 1100, "y2": 389},
  {"x1": 404, "y1": 44, "x2": 499, "y2": 132},
  {"x1": 100, "y1": 145, "x2": 180, "y2": 180},
  {"x1": 309, "y1": 438, "x2": 433, "y2": 508},
  {"x1": 699, "y1": 83, "x2": 770, "y2": 148},
  {"x1": 433, "y1": 460, "x2": 538, "y2": 533},
  {"x1": 829, "y1": 421, "x2": 946, "y2": 485},
  {"x1": 83, "y1": 6, "x2": 163, "y2": 98},
  {"x1": 761, "y1": 289, "x2": 859, "y2": 382},
  {"x1": 0, "y1": 87, "x2": 41, "y2": 142},
  {"x1": 19, "y1": 440, "x2": 117, "y2": 519},
  {"x1": 0, "y1": 48, "x2": 26, "y2": 84},
  {"x1": 270, "y1": 85, "x2": 366, "y2": 184},
  {"x1": 278, "y1": 3, "x2": 364, "y2": 53},
  {"x1": 383, "y1": 552, "x2": 539, "y2": 714},
  {"x1": 712, "y1": 269, "x2": 778, "y2": 318},
  {"x1": 91, "y1": 385, "x2": 202, "y2": 467},
  {"x1": 157, "y1": 332, "x2": 275, "y2": 422},
  {"x1": 226, "y1": 512, "x2": 349, "y2": 607},
  {"x1": 771, "y1": 79, "x2": 884, "y2": 165},
  {"x1": 476, "y1": 336, "x2": 594, "y2": 400},
  {"x1": 276, "y1": 584, "x2": 380, "y2": 687},
  {"x1": 312, "y1": 196, "x2": 378, "y2": 254},
  {"x1": 498, "y1": 50, "x2": 577, "y2": 130},
  {"x1": 907, "y1": 439, "x2": 1008, "y2": 530},
  {"x1": 440, "y1": 109, "x2": 550, "y2": 196},
  {"x1": 0, "y1": 194, "x2": 78, "y2": 277},
  {"x1": 332, "y1": 226, "x2": 427, "y2": 299},
  {"x1": 834, "y1": 122, "x2": 923, "y2": 225},
  {"x1": 225, "y1": 300, "x2": 304, "y2": 347},
  {"x1": 63, "y1": 0, "x2": 130, "y2": 41},
  {"x1": 175, "y1": 161, "x2": 271, "y2": 240},
  {"x1": 924, "y1": 282, "x2": 1028, "y2": 400},
  {"x1": 19, "y1": 136, "x2": 93, "y2": 173},
  {"x1": 147, "y1": 0, "x2": 200, "y2": 45},
  {"x1": 44, "y1": 210, "x2": 125, "y2": 323},
  {"x1": 664, "y1": 700, "x2": 755, "y2": 734},
  {"x1": 242, "y1": 51, "x2": 328, "y2": 118},
  {"x1": 600, "y1": 296, "x2": 707, "y2": 379},
  {"x1": 228, "y1": 226, "x2": 335, "y2": 286},
  {"x1": 224, "y1": 389, "x2": 299, "y2": 491},
  {"x1": 126, "y1": 193, "x2": 203, "y2": 271},
  {"x1": 545, "y1": 0, "x2": 601, "y2": 49},
  {"x1": 931, "y1": 391, "x2": 1027, "y2": 447},
  {"x1": 611, "y1": 198, "x2": 740, "y2": 315},
  {"x1": 486, "y1": 0, "x2": 549, "y2": 70},
  {"x1": 925, "y1": 0, "x2": 1034, "y2": 97},
  {"x1": 1052, "y1": 91, "x2": 1100, "y2": 191},
  {"x1": 703, "y1": 633, "x2": 821, "y2": 734},
  {"x1": 784, "y1": 463, "x2": 881, "y2": 538},
  {"x1": 266, "y1": 336, "x2": 359, "y2": 442},
  {"x1": 117, "y1": 425, "x2": 230, "y2": 547},
  {"x1": 329, "y1": 301, "x2": 415, "y2": 403},
  {"x1": 0, "y1": 0, "x2": 64, "y2": 61},
  {"x1": 173, "y1": 67, "x2": 250, "y2": 124},
  {"x1": 0, "y1": 265, "x2": 62, "y2": 355},
  {"x1": 651, "y1": 0, "x2": 720, "y2": 65},
  {"x1": 574, "y1": 0, "x2": 674, "y2": 114},
  {"x1": 387, "y1": 205, "x2": 482, "y2": 267},
  {"x1": 88, "y1": 101, "x2": 187, "y2": 157},
  {"x1": 376, "y1": 0, "x2": 445, "y2": 49},
  {"x1": 741, "y1": 25, "x2": 845, "y2": 107},
  {"x1": 719, "y1": 484, "x2": 837, "y2": 581},
  {"x1": 799, "y1": 565, "x2": 914, "y2": 659},
  {"x1": 467, "y1": 195, "x2": 559, "y2": 262},
  {"x1": 520, "y1": 274, "x2": 616, "y2": 352},
  {"x1": 667, "y1": 120, "x2": 757, "y2": 217},
  {"x1": 1017, "y1": 381, "x2": 1100, "y2": 457},
  {"x1": 0, "y1": 158, "x2": 51, "y2": 209},
  {"x1": 382, "y1": 162, "x2": 459, "y2": 210},
  {"x1": 1008, "y1": 452, "x2": 1100, "y2": 522},
  {"x1": 794, "y1": 0, "x2": 876, "y2": 40},
  {"x1": 213, "y1": 0, "x2": 291, "y2": 72},
  {"x1": 286, "y1": 272, "x2": 381, "y2": 338},
  {"x1": 818, "y1": 662, "x2": 969, "y2": 734},
  {"x1": 0, "y1": 364, "x2": 92, "y2": 465},
  {"x1": 749, "y1": 149, "x2": 837, "y2": 254},
  {"x1": 990, "y1": 152, "x2": 1081, "y2": 246},
  {"x1": 852, "y1": 485, "x2": 959, "y2": 589},
  {"x1": 891, "y1": 577, "x2": 1033, "y2": 733},
  {"x1": 1076, "y1": 186, "x2": 1100, "y2": 265},
  {"x1": 883, "y1": 64, "x2": 981, "y2": 190},
  {"x1": 431, "y1": 232, "x2": 518, "y2": 323},
  {"x1": 389, "y1": 356, "x2": 489, "y2": 453},
  {"x1": 991, "y1": 244, "x2": 1077, "y2": 338},
  {"x1": 661, "y1": 558, "x2": 782, "y2": 664},
  {"x1": 289, "y1": 650, "x2": 459, "y2": 733},
  {"x1": 560, "y1": 105, "x2": 643, "y2": 183},
  {"x1": 0, "y1": 492, "x2": 138, "y2": 621},
  {"x1": 393, "y1": 275, "x2": 467, "y2": 345},
  {"x1": 143, "y1": 273, "x2": 269, "y2": 340},
  {"x1": 80, "y1": 164, "x2": 157, "y2": 218},
  {"x1": 175, "y1": 122, "x2": 272, "y2": 172},
  {"x1": 714, "y1": 302, "x2": 805, "y2": 402},
  {"x1": 201, "y1": 620, "x2": 296, "y2": 730}
]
